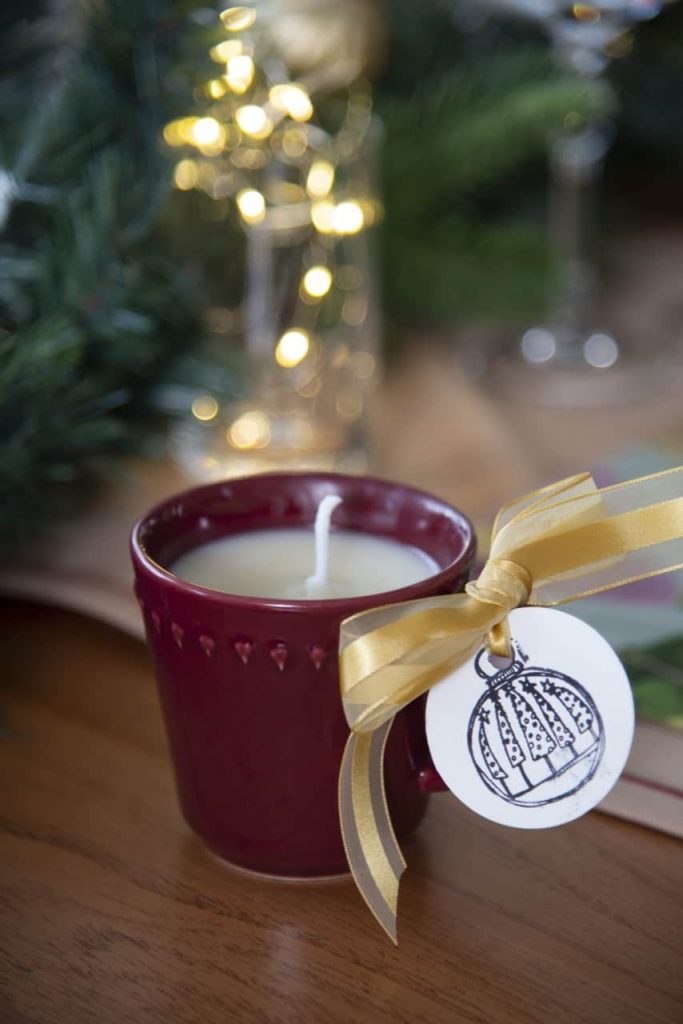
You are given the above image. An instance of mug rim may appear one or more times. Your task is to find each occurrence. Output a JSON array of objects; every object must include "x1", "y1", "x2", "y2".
[{"x1": 130, "y1": 471, "x2": 476, "y2": 614}]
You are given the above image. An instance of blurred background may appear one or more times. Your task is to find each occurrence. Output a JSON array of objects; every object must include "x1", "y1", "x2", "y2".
[{"x1": 2, "y1": 0, "x2": 683, "y2": 822}]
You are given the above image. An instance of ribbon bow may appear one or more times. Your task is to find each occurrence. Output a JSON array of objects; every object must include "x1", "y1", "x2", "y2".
[{"x1": 337, "y1": 467, "x2": 683, "y2": 942}]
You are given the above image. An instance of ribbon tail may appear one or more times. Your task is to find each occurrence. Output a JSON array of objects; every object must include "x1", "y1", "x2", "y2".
[{"x1": 338, "y1": 720, "x2": 406, "y2": 944}]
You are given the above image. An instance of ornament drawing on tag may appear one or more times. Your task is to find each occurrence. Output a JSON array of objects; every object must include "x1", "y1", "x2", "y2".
[
  {"x1": 426, "y1": 607, "x2": 634, "y2": 830},
  {"x1": 469, "y1": 643, "x2": 604, "y2": 808}
]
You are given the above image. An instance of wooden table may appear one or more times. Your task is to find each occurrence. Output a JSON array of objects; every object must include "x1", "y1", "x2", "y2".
[{"x1": 2, "y1": 600, "x2": 682, "y2": 1024}]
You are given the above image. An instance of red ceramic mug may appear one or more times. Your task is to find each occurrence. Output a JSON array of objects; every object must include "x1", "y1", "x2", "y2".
[{"x1": 130, "y1": 472, "x2": 475, "y2": 877}]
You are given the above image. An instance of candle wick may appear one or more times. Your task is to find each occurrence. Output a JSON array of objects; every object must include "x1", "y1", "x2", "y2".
[{"x1": 305, "y1": 494, "x2": 343, "y2": 597}]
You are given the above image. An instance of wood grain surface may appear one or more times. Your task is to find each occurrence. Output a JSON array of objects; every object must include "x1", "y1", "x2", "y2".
[{"x1": 1, "y1": 600, "x2": 682, "y2": 1024}]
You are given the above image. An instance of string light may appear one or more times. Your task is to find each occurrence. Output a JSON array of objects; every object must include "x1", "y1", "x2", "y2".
[
  {"x1": 281, "y1": 128, "x2": 308, "y2": 158},
  {"x1": 209, "y1": 40, "x2": 244, "y2": 63},
  {"x1": 165, "y1": 11, "x2": 378, "y2": 453},
  {"x1": 310, "y1": 200, "x2": 336, "y2": 233},
  {"x1": 192, "y1": 395, "x2": 219, "y2": 421},
  {"x1": 164, "y1": 122, "x2": 183, "y2": 146},
  {"x1": 269, "y1": 84, "x2": 313, "y2": 122},
  {"x1": 205, "y1": 79, "x2": 228, "y2": 99},
  {"x1": 306, "y1": 160, "x2": 335, "y2": 198},
  {"x1": 331, "y1": 201, "x2": 364, "y2": 234},
  {"x1": 275, "y1": 329, "x2": 310, "y2": 367},
  {"x1": 235, "y1": 105, "x2": 272, "y2": 139},
  {"x1": 162, "y1": 122, "x2": 179, "y2": 146},
  {"x1": 220, "y1": 6, "x2": 257, "y2": 31},
  {"x1": 311, "y1": 200, "x2": 365, "y2": 235},
  {"x1": 164, "y1": 118, "x2": 200, "y2": 146},
  {"x1": 236, "y1": 188, "x2": 265, "y2": 223},
  {"x1": 225, "y1": 55, "x2": 254, "y2": 94},
  {"x1": 228, "y1": 409, "x2": 271, "y2": 449},
  {"x1": 302, "y1": 266, "x2": 332, "y2": 298},
  {"x1": 190, "y1": 118, "x2": 221, "y2": 145},
  {"x1": 189, "y1": 117, "x2": 227, "y2": 155},
  {"x1": 173, "y1": 159, "x2": 199, "y2": 190}
]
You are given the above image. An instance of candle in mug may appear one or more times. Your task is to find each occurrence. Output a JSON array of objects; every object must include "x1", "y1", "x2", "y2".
[
  {"x1": 132, "y1": 471, "x2": 475, "y2": 878},
  {"x1": 172, "y1": 494, "x2": 438, "y2": 600}
]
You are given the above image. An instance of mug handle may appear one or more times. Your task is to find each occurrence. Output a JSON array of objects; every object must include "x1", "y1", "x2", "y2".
[{"x1": 404, "y1": 694, "x2": 448, "y2": 794}]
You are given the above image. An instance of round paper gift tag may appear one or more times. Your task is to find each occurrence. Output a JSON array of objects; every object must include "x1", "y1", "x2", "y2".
[{"x1": 425, "y1": 607, "x2": 635, "y2": 829}]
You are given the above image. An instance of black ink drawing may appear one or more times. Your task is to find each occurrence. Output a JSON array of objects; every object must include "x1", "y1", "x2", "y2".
[{"x1": 467, "y1": 642, "x2": 605, "y2": 807}]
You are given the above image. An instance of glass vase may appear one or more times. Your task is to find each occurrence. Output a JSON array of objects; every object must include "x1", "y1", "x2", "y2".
[{"x1": 174, "y1": 117, "x2": 382, "y2": 479}]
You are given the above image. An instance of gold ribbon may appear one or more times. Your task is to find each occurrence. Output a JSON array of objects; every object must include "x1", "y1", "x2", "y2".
[{"x1": 337, "y1": 467, "x2": 683, "y2": 942}]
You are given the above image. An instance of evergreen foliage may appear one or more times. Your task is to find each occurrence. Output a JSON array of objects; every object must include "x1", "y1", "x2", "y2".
[
  {"x1": 380, "y1": 51, "x2": 608, "y2": 327},
  {"x1": 0, "y1": 0, "x2": 201, "y2": 554},
  {"x1": 623, "y1": 636, "x2": 683, "y2": 722},
  {"x1": 377, "y1": 0, "x2": 683, "y2": 332}
]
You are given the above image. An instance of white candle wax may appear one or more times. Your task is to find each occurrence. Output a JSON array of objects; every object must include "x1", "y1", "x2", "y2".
[{"x1": 171, "y1": 527, "x2": 438, "y2": 600}]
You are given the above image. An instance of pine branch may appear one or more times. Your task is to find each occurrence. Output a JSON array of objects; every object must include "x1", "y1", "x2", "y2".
[
  {"x1": 0, "y1": 0, "x2": 206, "y2": 557},
  {"x1": 380, "y1": 52, "x2": 608, "y2": 325},
  {"x1": 383, "y1": 56, "x2": 610, "y2": 206},
  {"x1": 383, "y1": 219, "x2": 550, "y2": 324}
]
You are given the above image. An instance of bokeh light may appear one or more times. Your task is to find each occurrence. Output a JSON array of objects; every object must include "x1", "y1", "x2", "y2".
[
  {"x1": 236, "y1": 188, "x2": 266, "y2": 222},
  {"x1": 191, "y1": 395, "x2": 219, "y2": 421},
  {"x1": 226, "y1": 54, "x2": 254, "y2": 94},
  {"x1": 228, "y1": 409, "x2": 271, "y2": 449},
  {"x1": 302, "y1": 266, "x2": 332, "y2": 298},
  {"x1": 235, "y1": 105, "x2": 272, "y2": 139},
  {"x1": 173, "y1": 159, "x2": 199, "y2": 190},
  {"x1": 275, "y1": 329, "x2": 310, "y2": 367},
  {"x1": 220, "y1": 6, "x2": 257, "y2": 31},
  {"x1": 331, "y1": 201, "x2": 364, "y2": 235},
  {"x1": 269, "y1": 84, "x2": 314, "y2": 122},
  {"x1": 209, "y1": 40, "x2": 244, "y2": 63},
  {"x1": 306, "y1": 160, "x2": 335, "y2": 198}
]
